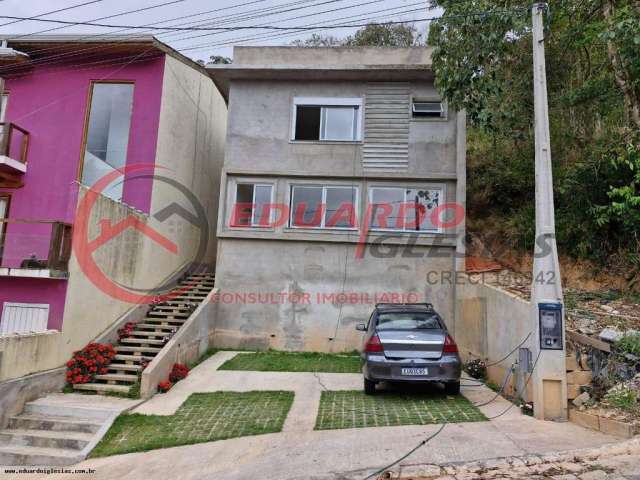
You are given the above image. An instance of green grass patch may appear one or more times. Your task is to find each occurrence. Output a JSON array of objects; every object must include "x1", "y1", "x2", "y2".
[
  {"x1": 219, "y1": 351, "x2": 360, "y2": 373},
  {"x1": 315, "y1": 390, "x2": 487, "y2": 430},
  {"x1": 91, "y1": 391, "x2": 294, "y2": 457}
]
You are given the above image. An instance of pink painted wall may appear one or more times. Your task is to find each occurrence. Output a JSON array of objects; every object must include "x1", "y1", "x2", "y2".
[
  {"x1": 0, "y1": 55, "x2": 166, "y2": 329},
  {"x1": 0, "y1": 278, "x2": 67, "y2": 331}
]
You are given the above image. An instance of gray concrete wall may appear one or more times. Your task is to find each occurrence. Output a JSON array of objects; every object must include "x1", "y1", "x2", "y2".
[
  {"x1": 213, "y1": 240, "x2": 456, "y2": 352},
  {"x1": 140, "y1": 288, "x2": 218, "y2": 398},
  {"x1": 455, "y1": 278, "x2": 535, "y2": 401},
  {"x1": 233, "y1": 46, "x2": 432, "y2": 67},
  {"x1": 224, "y1": 80, "x2": 458, "y2": 178}
]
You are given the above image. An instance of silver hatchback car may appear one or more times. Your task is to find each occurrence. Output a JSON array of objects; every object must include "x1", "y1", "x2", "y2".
[{"x1": 356, "y1": 303, "x2": 461, "y2": 395}]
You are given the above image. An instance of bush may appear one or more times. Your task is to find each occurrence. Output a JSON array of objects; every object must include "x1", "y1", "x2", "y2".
[
  {"x1": 464, "y1": 359, "x2": 487, "y2": 380},
  {"x1": 603, "y1": 383, "x2": 638, "y2": 411},
  {"x1": 66, "y1": 343, "x2": 115, "y2": 385},
  {"x1": 158, "y1": 381, "x2": 173, "y2": 393},
  {"x1": 169, "y1": 364, "x2": 189, "y2": 383},
  {"x1": 616, "y1": 332, "x2": 640, "y2": 357},
  {"x1": 117, "y1": 322, "x2": 136, "y2": 341}
]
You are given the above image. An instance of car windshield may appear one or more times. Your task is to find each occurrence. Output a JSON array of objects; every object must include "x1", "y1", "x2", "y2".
[{"x1": 376, "y1": 312, "x2": 441, "y2": 330}]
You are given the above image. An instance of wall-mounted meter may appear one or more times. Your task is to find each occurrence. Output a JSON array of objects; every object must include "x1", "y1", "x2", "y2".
[{"x1": 538, "y1": 302, "x2": 563, "y2": 350}]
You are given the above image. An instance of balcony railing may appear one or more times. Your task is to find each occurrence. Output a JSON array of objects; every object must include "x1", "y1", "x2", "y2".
[
  {"x1": 0, "y1": 220, "x2": 72, "y2": 275},
  {"x1": 0, "y1": 122, "x2": 30, "y2": 172}
]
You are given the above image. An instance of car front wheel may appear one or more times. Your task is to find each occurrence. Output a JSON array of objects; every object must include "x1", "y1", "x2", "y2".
[
  {"x1": 364, "y1": 378, "x2": 376, "y2": 395},
  {"x1": 444, "y1": 381, "x2": 460, "y2": 395}
]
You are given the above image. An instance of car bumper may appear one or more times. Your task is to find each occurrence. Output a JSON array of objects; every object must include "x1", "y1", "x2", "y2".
[{"x1": 362, "y1": 353, "x2": 461, "y2": 383}]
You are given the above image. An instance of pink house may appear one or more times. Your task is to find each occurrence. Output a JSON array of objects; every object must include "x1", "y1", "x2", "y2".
[{"x1": 0, "y1": 36, "x2": 226, "y2": 383}]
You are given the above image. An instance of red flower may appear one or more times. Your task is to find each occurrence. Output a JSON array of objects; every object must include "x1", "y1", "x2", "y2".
[
  {"x1": 169, "y1": 363, "x2": 190, "y2": 383},
  {"x1": 158, "y1": 381, "x2": 173, "y2": 393}
]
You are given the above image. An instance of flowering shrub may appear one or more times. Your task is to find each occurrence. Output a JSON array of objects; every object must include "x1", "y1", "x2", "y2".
[
  {"x1": 464, "y1": 359, "x2": 487, "y2": 380},
  {"x1": 158, "y1": 381, "x2": 173, "y2": 393},
  {"x1": 66, "y1": 343, "x2": 115, "y2": 385},
  {"x1": 140, "y1": 359, "x2": 150, "y2": 371},
  {"x1": 169, "y1": 364, "x2": 190, "y2": 383},
  {"x1": 117, "y1": 322, "x2": 136, "y2": 341}
]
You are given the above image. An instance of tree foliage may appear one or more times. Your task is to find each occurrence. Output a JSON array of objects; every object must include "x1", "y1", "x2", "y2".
[
  {"x1": 428, "y1": 0, "x2": 640, "y2": 278},
  {"x1": 291, "y1": 23, "x2": 423, "y2": 47}
]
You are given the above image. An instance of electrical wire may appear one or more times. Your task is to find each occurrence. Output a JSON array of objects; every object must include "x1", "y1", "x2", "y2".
[
  {"x1": 0, "y1": 0, "x2": 379, "y2": 73},
  {"x1": 0, "y1": 0, "x2": 107, "y2": 28}
]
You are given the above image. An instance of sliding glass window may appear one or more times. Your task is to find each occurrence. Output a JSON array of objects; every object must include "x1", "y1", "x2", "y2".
[{"x1": 81, "y1": 83, "x2": 134, "y2": 202}]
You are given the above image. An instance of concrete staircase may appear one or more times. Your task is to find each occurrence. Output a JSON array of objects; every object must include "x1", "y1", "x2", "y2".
[
  {"x1": 0, "y1": 394, "x2": 140, "y2": 466},
  {"x1": 73, "y1": 272, "x2": 216, "y2": 396}
]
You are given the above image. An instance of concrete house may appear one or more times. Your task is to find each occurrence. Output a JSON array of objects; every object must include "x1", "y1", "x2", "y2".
[
  {"x1": 0, "y1": 36, "x2": 226, "y2": 390},
  {"x1": 209, "y1": 47, "x2": 466, "y2": 352}
]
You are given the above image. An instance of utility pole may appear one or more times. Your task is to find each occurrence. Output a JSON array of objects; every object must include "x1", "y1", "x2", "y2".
[{"x1": 530, "y1": 3, "x2": 567, "y2": 421}]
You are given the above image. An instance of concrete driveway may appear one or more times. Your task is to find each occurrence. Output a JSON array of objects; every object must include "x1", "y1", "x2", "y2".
[{"x1": 2, "y1": 351, "x2": 622, "y2": 480}]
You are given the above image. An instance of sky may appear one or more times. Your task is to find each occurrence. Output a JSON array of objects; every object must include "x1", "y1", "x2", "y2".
[{"x1": 0, "y1": 0, "x2": 435, "y2": 62}]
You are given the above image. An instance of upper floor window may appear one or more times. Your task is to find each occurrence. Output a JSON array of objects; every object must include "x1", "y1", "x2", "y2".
[
  {"x1": 292, "y1": 97, "x2": 362, "y2": 142},
  {"x1": 412, "y1": 100, "x2": 445, "y2": 119},
  {"x1": 0, "y1": 93, "x2": 8, "y2": 122},
  {"x1": 231, "y1": 182, "x2": 274, "y2": 227},
  {"x1": 369, "y1": 186, "x2": 442, "y2": 233},
  {"x1": 290, "y1": 185, "x2": 358, "y2": 229},
  {"x1": 80, "y1": 82, "x2": 134, "y2": 201}
]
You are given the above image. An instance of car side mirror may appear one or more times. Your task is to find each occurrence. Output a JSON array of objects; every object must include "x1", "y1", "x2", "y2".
[{"x1": 355, "y1": 323, "x2": 367, "y2": 332}]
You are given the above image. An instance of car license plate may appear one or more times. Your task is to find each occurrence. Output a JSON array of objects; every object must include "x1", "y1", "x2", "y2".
[{"x1": 401, "y1": 367, "x2": 428, "y2": 376}]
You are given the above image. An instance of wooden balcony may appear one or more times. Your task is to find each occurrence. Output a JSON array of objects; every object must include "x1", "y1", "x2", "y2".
[
  {"x1": 0, "y1": 220, "x2": 72, "y2": 278},
  {"x1": 0, "y1": 122, "x2": 29, "y2": 185}
]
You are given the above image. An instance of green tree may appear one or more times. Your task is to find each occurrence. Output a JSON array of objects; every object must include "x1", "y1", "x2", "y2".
[
  {"x1": 292, "y1": 23, "x2": 423, "y2": 47},
  {"x1": 428, "y1": 0, "x2": 640, "y2": 279}
]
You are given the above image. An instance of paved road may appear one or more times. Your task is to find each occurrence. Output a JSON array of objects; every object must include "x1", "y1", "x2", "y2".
[{"x1": 1, "y1": 351, "x2": 626, "y2": 480}]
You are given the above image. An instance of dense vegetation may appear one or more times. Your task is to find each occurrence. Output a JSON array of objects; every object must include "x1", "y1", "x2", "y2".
[
  {"x1": 427, "y1": 1, "x2": 640, "y2": 287},
  {"x1": 294, "y1": 4, "x2": 639, "y2": 288}
]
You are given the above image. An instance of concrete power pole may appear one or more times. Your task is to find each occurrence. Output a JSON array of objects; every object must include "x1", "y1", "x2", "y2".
[{"x1": 530, "y1": 3, "x2": 567, "y2": 421}]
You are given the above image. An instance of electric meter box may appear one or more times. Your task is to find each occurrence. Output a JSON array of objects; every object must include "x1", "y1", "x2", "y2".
[{"x1": 538, "y1": 302, "x2": 563, "y2": 350}]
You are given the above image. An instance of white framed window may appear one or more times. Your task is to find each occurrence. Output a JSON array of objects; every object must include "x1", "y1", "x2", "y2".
[
  {"x1": 411, "y1": 99, "x2": 446, "y2": 119},
  {"x1": 292, "y1": 97, "x2": 362, "y2": 142},
  {"x1": 0, "y1": 302, "x2": 49, "y2": 335},
  {"x1": 230, "y1": 182, "x2": 274, "y2": 227},
  {"x1": 369, "y1": 186, "x2": 444, "y2": 233},
  {"x1": 289, "y1": 184, "x2": 358, "y2": 229}
]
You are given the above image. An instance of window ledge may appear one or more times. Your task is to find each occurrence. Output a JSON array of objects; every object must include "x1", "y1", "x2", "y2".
[{"x1": 289, "y1": 140, "x2": 362, "y2": 145}]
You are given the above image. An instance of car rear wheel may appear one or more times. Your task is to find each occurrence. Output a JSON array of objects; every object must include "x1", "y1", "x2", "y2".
[
  {"x1": 444, "y1": 381, "x2": 460, "y2": 395},
  {"x1": 364, "y1": 378, "x2": 376, "y2": 395}
]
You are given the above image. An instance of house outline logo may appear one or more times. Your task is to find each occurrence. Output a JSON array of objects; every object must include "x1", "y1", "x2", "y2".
[{"x1": 73, "y1": 164, "x2": 209, "y2": 304}]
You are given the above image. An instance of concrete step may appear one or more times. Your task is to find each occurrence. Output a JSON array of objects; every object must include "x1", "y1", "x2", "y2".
[
  {"x1": 73, "y1": 383, "x2": 130, "y2": 394},
  {"x1": 141, "y1": 318, "x2": 185, "y2": 326},
  {"x1": 156, "y1": 300, "x2": 198, "y2": 306},
  {"x1": 0, "y1": 429, "x2": 92, "y2": 450},
  {"x1": 130, "y1": 330, "x2": 172, "y2": 337},
  {"x1": 135, "y1": 323, "x2": 177, "y2": 331},
  {"x1": 120, "y1": 337, "x2": 166, "y2": 346},
  {"x1": 113, "y1": 354, "x2": 155, "y2": 363},
  {"x1": 0, "y1": 444, "x2": 81, "y2": 466},
  {"x1": 8, "y1": 415, "x2": 102, "y2": 434},
  {"x1": 148, "y1": 311, "x2": 190, "y2": 318},
  {"x1": 23, "y1": 403, "x2": 112, "y2": 422},
  {"x1": 115, "y1": 345, "x2": 162, "y2": 354},
  {"x1": 150, "y1": 306, "x2": 195, "y2": 313},
  {"x1": 94, "y1": 373, "x2": 138, "y2": 383},
  {"x1": 107, "y1": 363, "x2": 143, "y2": 372}
]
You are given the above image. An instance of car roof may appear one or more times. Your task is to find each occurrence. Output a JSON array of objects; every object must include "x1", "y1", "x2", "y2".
[{"x1": 374, "y1": 303, "x2": 436, "y2": 313}]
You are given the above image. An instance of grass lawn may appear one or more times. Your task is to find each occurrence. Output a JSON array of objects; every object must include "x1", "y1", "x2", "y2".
[
  {"x1": 315, "y1": 390, "x2": 487, "y2": 430},
  {"x1": 91, "y1": 391, "x2": 294, "y2": 457},
  {"x1": 219, "y1": 351, "x2": 361, "y2": 373}
]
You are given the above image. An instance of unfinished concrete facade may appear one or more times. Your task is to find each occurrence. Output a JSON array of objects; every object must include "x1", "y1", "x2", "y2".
[{"x1": 209, "y1": 47, "x2": 466, "y2": 352}]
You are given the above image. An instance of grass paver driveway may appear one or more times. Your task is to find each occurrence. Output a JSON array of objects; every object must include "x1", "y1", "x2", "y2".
[
  {"x1": 92, "y1": 391, "x2": 294, "y2": 457},
  {"x1": 315, "y1": 390, "x2": 487, "y2": 430},
  {"x1": 219, "y1": 351, "x2": 361, "y2": 373}
]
